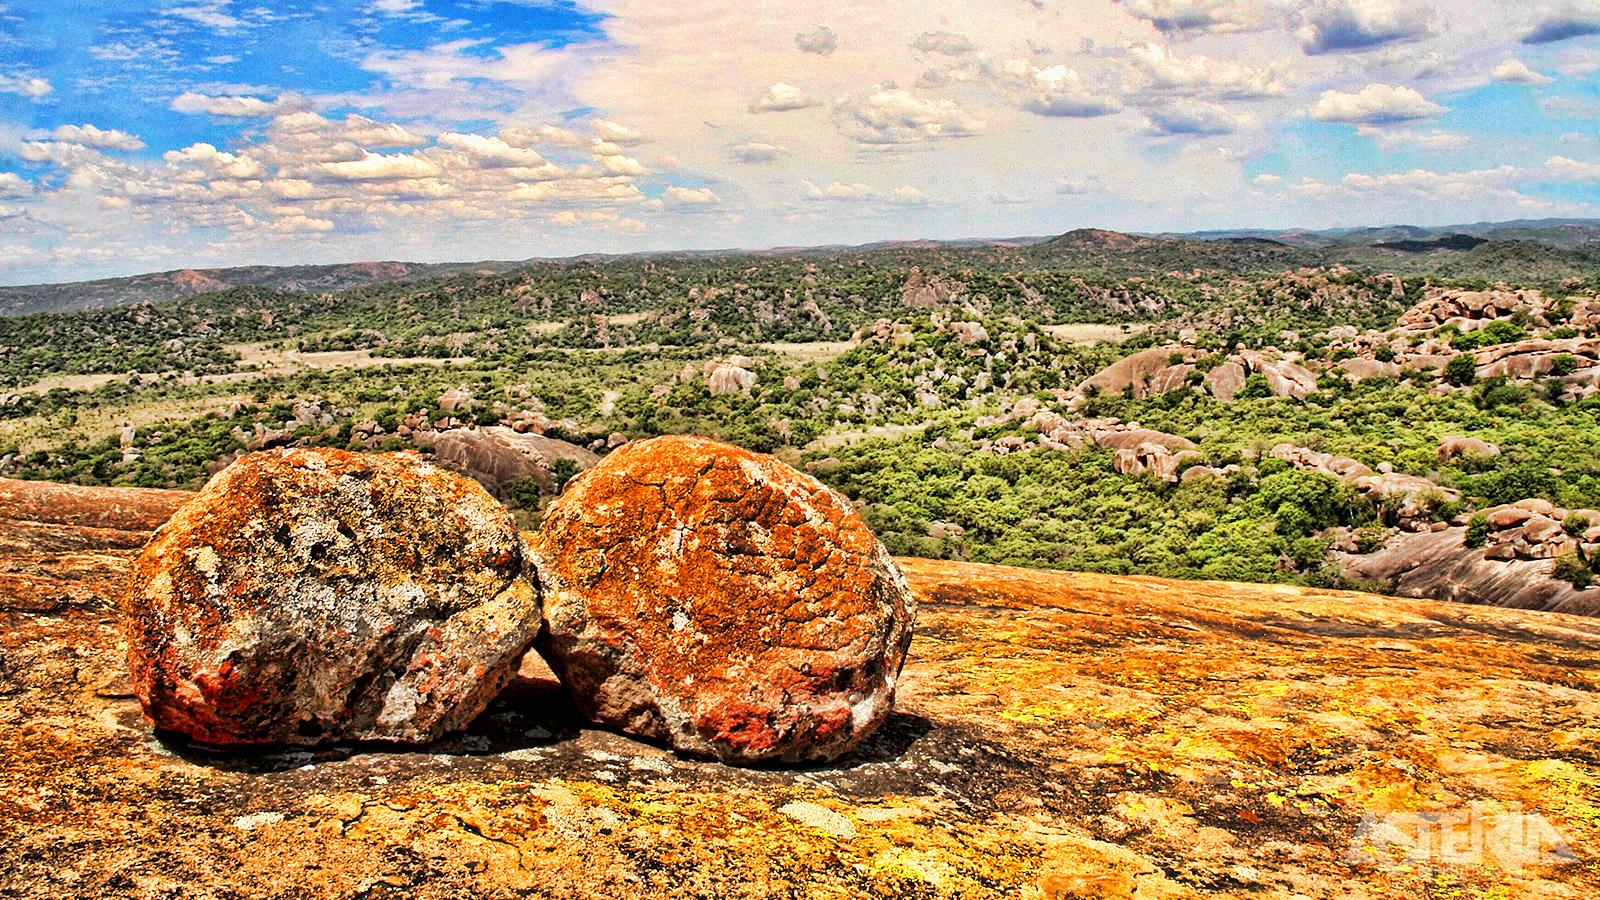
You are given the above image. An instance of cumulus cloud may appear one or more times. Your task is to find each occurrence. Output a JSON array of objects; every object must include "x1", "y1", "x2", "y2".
[
  {"x1": 801, "y1": 180, "x2": 926, "y2": 203},
  {"x1": 51, "y1": 124, "x2": 146, "y2": 151},
  {"x1": 1000, "y1": 62, "x2": 1124, "y2": 117},
  {"x1": 1546, "y1": 155, "x2": 1600, "y2": 180},
  {"x1": 164, "y1": 143, "x2": 266, "y2": 179},
  {"x1": 436, "y1": 133, "x2": 555, "y2": 169},
  {"x1": 0, "y1": 73, "x2": 52, "y2": 98},
  {"x1": 0, "y1": 172, "x2": 33, "y2": 197},
  {"x1": 749, "y1": 83, "x2": 816, "y2": 113},
  {"x1": 593, "y1": 120, "x2": 649, "y2": 145},
  {"x1": 171, "y1": 91, "x2": 312, "y2": 117},
  {"x1": 1294, "y1": 0, "x2": 1435, "y2": 55},
  {"x1": 315, "y1": 152, "x2": 445, "y2": 181},
  {"x1": 1127, "y1": 43, "x2": 1286, "y2": 99},
  {"x1": 832, "y1": 86, "x2": 985, "y2": 143},
  {"x1": 1117, "y1": 0, "x2": 1272, "y2": 33},
  {"x1": 165, "y1": 3, "x2": 248, "y2": 31},
  {"x1": 912, "y1": 32, "x2": 978, "y2": 55},
  {"x1": 728, "y1": 141, "x2": 785, "y2": 163},
  {"x1": 1310, "y1": 83, "x2": 1446, "y2": 124},
  {"x1": 503, "y1": 124, "x2": 587, "y2": 148},
  {"x1": 1145, "y1": 99, "x2": 1256, "y2": 134},
  {"x1": 362, "y1": 39, "x2": 572, "y2": 89},
  {"x1": 1493, "y1": 58, "x2": 1556, "y2": 84},
  {"x1": 1356, "y1": 126, "x2": 1473, "y2": 150},
  {"x1": 794, "y1": 26, "x2": 838, "y2": 55},
  {"x1": 1523, "y1": 2, "x2": 1600, "y2": 43},
  {"x1": 662, "y1": 185, "x2": 721, "y2": 206}
]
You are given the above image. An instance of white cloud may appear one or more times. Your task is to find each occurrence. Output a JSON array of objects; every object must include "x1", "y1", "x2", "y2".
[
  {"x1": 1546, "y1": 155, "x2": 1600, "y2": 180},
  {"x1": 171, "y1": 91, "x2": 312, "y2": 117},
  {"x1": 1523, "y1": 1, "x2": 1600, "y2": 44},
  {"x1": 1309, "y1": 83, "x2": 1446, "y2": 124},
  {"x1": 728, "y1": 141, "x2": 786, "y2": 163},
  {"x1": 1145, "y1": 99, "x2": 1256, "y2": 134},
  {"x1": 662, "y1": 185, "x2": 721, "y2": 206},
  {"x1": 315, "y1": 152, "x2": 445, "y2": 181},
  {"x1": 502, "y1": 124, "x2": 587, "y2": 148},
  {"x1": 749, "y1": 83, "x2": 816, "y2": 113},
  {"x1": 164, "y1": 143, "x2": 266, "y2": 179},
  {"x1": 1117, "y1": 0, "x2": 1272, "y2": 33},
  {"x1": 165, "y1": 3, "x2": 248, "y2": 31},
  {"x1": 794, "y1": 25, "x2": 838, "y2": 55},
  {"x1": 832, "y1": 86, "x2": 985, "y2": 144},
  {"x1": 1541, "y1": 95, "x2": 1600, "y2": 118},
  {"x1": 911, "y1": 31, "x2": 977, "y2": 56},
  {"x1": 1126, "y1": 43, "x2": 1286, "y2": 99},
  {"x1": 362, "y1": 39, "x2": 574, "y2": 89},
  {"x1": 51, "y1": 124, "x2": 146, "y2": 151},
  {"x1": 801, "y1": 179, "x2": 926, "y2": 203},
  {"x1": 1001, "y1": 62, "x2": 1125, "y2": 117},
  {"x1": 1493, "y1": 58, "x2": 1556, "y2": 84},
  {"x1": 0, "y1": 172, "x2": 32, "y2": 197},
  {"x1": 1294, "y1": 0, "x2": 1435, "y2": 55},
  {"x1": 0, "y1": 73, "x2": 52, "y2": 98},
  {"x1": 593, "y1": 120, "x2": 649, "y2": 145},
  {"x1": 436, "y1": 133, "x2": 555, "y2": 169}
]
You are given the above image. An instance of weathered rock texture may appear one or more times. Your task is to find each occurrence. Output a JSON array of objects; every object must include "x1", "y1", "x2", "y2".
[
  {"x1": 121, "y1": 449, "x2": 541, "y2": 745},
  {"x1": 532, "y1": 435, "x2": 916, "y2": 764},
  {"x1": 422, "y1": 425, "x2": 601, "y2": 496},
  {"x1": 3, "y1": 493, "x2": 1598, "y2": 899}
]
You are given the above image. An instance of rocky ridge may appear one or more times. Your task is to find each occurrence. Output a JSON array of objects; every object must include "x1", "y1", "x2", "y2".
[{"x1": 2, "y1": 480, "x2": 1597, "y2": 898}]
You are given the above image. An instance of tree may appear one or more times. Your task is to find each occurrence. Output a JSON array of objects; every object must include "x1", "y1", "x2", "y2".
[{"x1": 1443, "y1": 353, "x2": 1477, "y2": 386}]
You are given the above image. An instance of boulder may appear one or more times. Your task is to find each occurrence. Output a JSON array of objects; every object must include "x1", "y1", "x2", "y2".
[
  {"x1": 1437, "y1": 437, "x2": 1500, "y2": 464},
  {"x1": 120, "y1": 449, "x2": 541, "y2": 745},
  {"x1": 1093, "y1": 428, "x2": 1198, "y2": 453},
  {"x1": 0, "y1": 477, "x2": 192, "y2": 532},
  {"x1": 531, "y1": 435, "x2": 916, "y2": 764},
  {"x1": 1080, "y1": 347, "x2": 1176, "y2": 399},
  {"x1": 705, "y1": 359, "x2": 757, "y2": 395},
  {"x1": 1204, "y1": 361, "x2": 1247, "y2": 401},
  {"x1": 423, "y1": 426, "x2": 601, "y2": 495}
]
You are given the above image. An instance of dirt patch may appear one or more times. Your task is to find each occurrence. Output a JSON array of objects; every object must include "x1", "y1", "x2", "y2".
[{"x1": 1041, "y1": 323, "x2": 1151, "y2": 345}]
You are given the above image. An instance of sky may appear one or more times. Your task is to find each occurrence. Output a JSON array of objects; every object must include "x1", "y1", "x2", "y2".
[{"x1": 0, "y1": 0, "x2": 1598, "y2": 284}]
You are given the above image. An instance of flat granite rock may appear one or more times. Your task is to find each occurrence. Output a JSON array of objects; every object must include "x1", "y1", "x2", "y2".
[
  {"x1": 120, "y1": 449, "x2": 541, "y2": 745},
  {"x1": 3, "y1": 485, "x2": 1599, "y2": 899},
  {"x1": 532, "y1": 435, "x2": 917, "y2": 764}
]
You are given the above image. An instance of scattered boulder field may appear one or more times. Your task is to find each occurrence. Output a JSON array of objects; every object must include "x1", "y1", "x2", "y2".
[{"x1": 4, "y1": 477, "x2": 1599, "y2": 898}]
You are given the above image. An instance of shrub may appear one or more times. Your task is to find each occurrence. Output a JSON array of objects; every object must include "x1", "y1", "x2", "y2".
[
  {"x1": 1443, "y1": 353, "x2": 1477, "y2": 386},
  {"x1": 1168, "y1": 351, "x2": 1186, "y2": 366},
  {"x1": 1554, "y1": 552, "x2": 1594, "y2": 590},
  {"x1": 1550, "y1": 353, "x2": 1578, "y2": 377},
  {"x1": 1374, "y1": 344, "x2": 1396, "y2": 362},
  {"x1": 1238, "y1": 372, "x2": 1273, "y2": 400},
  {"x1": 1465, "y1": 512, "x2": 1490, "y2": 548},
  {"x1": 1564, "y1": 513, "x2": 1591, "y2": 537},
  {"x1": 1354, "y1": 524, "x2": 1390, "y2": 554}
]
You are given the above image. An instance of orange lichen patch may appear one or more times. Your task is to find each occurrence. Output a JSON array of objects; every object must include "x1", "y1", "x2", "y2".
[{"x1": 533, "y1": 435, "x2": 915, "y2": 763}]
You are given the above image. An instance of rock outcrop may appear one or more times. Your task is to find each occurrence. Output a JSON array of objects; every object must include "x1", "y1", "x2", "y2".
[
  {"x1": 4, "y1": 495, "x2": 1598, "y2": 899},
  {"x1": 422, "y1": 425, "x2": 601, "y2": 495},
  {"x1": 532, "y1": 435, "x2": 916, "y2": 764},
  {"x1": 121, "y1": 449, "x2": 541, "y2": 745}
]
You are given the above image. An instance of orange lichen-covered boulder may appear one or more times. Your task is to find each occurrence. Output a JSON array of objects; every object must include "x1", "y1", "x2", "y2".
[
  {"x1": 531, "y1": 435, "x2": 916, "y2": 764},
  {"x1": 121, "y1": 449, "x2": 540, "y2": 745}
]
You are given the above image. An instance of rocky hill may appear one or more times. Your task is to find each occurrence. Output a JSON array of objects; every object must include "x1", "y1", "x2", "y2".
[{"x1": 2, "y1": 479, "x2": 1596, "y2": 898}]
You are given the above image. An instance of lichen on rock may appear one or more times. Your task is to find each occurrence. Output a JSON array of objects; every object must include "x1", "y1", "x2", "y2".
[
  {"x1": 121, "y1": 448, "x2": 541, "y2": 745},
  {"x1": 531, "y1": 434, "x2": 916, "y2": 764}
]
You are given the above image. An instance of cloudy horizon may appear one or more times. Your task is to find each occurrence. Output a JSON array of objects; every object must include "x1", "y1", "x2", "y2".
[{"x1": 1, "y1": 0, "x2": 1598, "y2": 285}]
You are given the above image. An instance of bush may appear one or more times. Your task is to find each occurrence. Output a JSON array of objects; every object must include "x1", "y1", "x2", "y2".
[
  {"x1": 1465, "y1": 512, "x2": 1490, "y2": 548},
  {"x1": 1238, "y1": 372, "x2": 1273, "y2": 400},
  {"x1": 1554, "y1": 552, "x2": 1593, "y2": 589},
  {"x1": 1354, "y1": 524, "x2": 1390, "y2": 554},
  {"x1": 1443, "y1": 353, "x2": 1477, "y2": 386},
  {"x1": 1374, "y1": 344, "x2": 1396, "y2": 362},
  {"x1": 1550, "y1": 353, "x2": 1578, "y2": 377},
  {"x1": 1564, "y1": 513, "x2": 1591, "y2": 537}
]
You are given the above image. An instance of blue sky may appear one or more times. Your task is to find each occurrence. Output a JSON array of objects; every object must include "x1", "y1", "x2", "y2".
[{"x1": 0, "y1": 0, "x2": 1598, "y2": 283}]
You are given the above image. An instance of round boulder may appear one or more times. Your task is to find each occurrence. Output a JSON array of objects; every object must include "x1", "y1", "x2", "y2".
[
  {"x1": 532, "y1": 435, "x2": 916, "y2": 764},
  {"x1": 122, "y1": 448, "x2": 540, "y2": 745}
]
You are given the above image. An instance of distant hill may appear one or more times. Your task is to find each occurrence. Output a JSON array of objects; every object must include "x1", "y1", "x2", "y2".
[
  {"x1": 0, "y1": 259, "x2": 529, "y2": 317},
  {"x1": 4, "y1": 216, "x2": 1598, "y2": 317}
]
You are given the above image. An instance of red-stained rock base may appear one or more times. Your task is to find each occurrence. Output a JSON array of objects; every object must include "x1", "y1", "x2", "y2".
[
  {"x1": 532, "y1": 435, "x2": 916, "y2": 764},
  {"x1": 121, "y1": 449, "x2": 540, "y2": 745}
]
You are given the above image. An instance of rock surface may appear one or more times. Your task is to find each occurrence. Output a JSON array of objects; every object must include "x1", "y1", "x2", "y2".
[
  {"x1": 422, "y1": 425, "x2": 601, "y2": 495},
  {"x1": 121, "y1": 449, "x2": 541, "y2": 745},
  {"x1": 3, "y1": 491, "x2": 1598, "y2": 899},
  {"x1": 532, "y1": 435, "x2": 916, "y2": 764}
]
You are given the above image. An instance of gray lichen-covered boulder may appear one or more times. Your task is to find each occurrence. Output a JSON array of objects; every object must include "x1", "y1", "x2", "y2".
[
  {"x1": 531, "y1": 435, "x2": 916, "y2": 764},
  {"x1": 120, "y1": 448, "x2": 541, "y2": 745}
]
